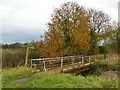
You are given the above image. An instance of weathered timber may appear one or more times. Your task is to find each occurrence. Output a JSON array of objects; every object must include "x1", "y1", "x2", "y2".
[{"x1": 29, "y1": 55, "x2": 104, "y2": 74}]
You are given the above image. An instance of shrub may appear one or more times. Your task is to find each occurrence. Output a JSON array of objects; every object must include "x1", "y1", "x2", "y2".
[
  {"x1": 2, "y1": 49, "x2": 26, "y2": 68},
  {"x1": 2, "y1": 48, "x2": 41, "y2": 68}
]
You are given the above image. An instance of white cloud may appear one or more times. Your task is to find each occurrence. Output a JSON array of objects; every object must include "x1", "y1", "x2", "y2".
[{"x1": 0, "y1": 0, "x2": 119, "y2": 43}]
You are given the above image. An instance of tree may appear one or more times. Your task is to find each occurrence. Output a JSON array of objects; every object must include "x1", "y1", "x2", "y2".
[
  {"x1": 87, "y1": 9, "x2": 111, "y2": 55},
  {"x1": 40, "y1": 2, "x2": 90, "y2": 58},
  {"x1": 105, "y1": 28, "x2": 119, "y2": 54},
  {"x1": 101, "y1": 22, "x2": 120, "y2": 54}
]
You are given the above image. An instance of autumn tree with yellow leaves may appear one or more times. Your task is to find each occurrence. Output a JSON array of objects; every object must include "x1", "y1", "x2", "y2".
[
  {"x1": 39, "y1": 2, "x2": 90, "y2": 58},
  {"x1": 38, "y1": 2, "x2": 115, "y2": 57}
]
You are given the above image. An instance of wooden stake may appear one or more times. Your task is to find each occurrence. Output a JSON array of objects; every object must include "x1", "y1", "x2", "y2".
[
  {"x1": 25, "y1": 47, "x2": 29, "y2": 67},
  {"x1": 30, "y1": 60, "x2": 32, "y2": 68},
  {"x1": 72, "y1": 58, "x2": 75, "y2": 68},
  {"x1": 89, "y1": 56, "x2": 91, "y2": 64},
  {"x1": 61, "y1": 58, "x2": 63, "y2": 73},
  {"x1": 43, "y1": 61, "x2": 46, "y2": 71},
  {"x1": 82, "y1": 57, "x2": 84, "y2": 66}
]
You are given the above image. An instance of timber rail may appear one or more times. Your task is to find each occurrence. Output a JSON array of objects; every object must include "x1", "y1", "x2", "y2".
[{"x1": 29, "y1": 55, "x2": 104, "y2": 74}]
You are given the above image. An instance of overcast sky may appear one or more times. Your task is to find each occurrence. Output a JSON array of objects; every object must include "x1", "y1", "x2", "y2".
[{"x1": 0, "y1": 0, "x2": 119, "y2": 44}]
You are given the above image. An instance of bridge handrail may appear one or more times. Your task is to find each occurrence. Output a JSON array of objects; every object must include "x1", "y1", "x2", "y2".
[
  {"x1": 29, "y1": 54, "x2": 104, "y2": 61},
  {"x1": 29, "y1": 55, "x2": 83, "y2": 61},
  {"x1": 29, "y1": 54, "x2": 105, "y2": 72}
]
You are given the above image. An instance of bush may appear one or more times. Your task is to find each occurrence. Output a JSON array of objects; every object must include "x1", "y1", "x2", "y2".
[
  {"x1": 89, "y1": 56, "x2": 119, "y2": 75},
  {"x1": 28, "y1": 50, "x2": 40, "y2": 59},
  {"x1": 2, "y1": 49, "x2": 26, "y2": 68},
  {"x1": 2, "y1": 48, "x2": 41, "y2": 68}
]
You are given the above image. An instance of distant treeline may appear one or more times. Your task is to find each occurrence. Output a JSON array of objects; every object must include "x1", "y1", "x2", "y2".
[
  {"x1": 2, "y1": 43, "x2": 27, "y2": 49},
  {"x1": 2, "y1": 42, "x2": 106, "y2": 53}
]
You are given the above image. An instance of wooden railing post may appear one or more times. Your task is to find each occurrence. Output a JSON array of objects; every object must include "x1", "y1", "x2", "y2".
[
  {"x1": 25, "y1": 47, "x2": 29, "y2": 67},
  {"x1": 48, "y1": 60, "x2": 50, "y2": 69},
  {"x1": 72, "y1": 58, "x2": 75, "y2": 75},
  {"x1": 30, "y1": 59, "x2": 32, "y2": 68},
  {"x1": 82, "y1": 57, "x2": 84, "y2": 66},
  {"x1": 89, "y1": 56, "x2": 91, "y2": 64},
  {"x1": 72, "y1": 58, "x2": 75, "y2": 68},
  {"x1": 95, "y1": 56, "x2": 97, "y2": 61},
  {"x1": 61, "y1": 58, "x2": 63, "y2": 73},
  {"x1": 43, "y1": 61, "x2": 46, "y2": 71}
]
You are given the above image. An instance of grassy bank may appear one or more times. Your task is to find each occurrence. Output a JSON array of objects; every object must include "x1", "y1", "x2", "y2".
[
  {"x1": 2, "y1": 66, "x2": 118, "y2": 88},
  {"x1": 2, "y1": 67, "x2": 33, "y2": 88},
  {"x1": 25, "y1": 71, "x2": 118, "y2": 88}
]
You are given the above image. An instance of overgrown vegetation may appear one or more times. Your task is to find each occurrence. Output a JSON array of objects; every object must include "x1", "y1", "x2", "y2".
[
  {"x1": 89, "y1": 56, "x2": 119, "y2": 75},
  {"x1": 2, "y1": 49, "x2": 26, "y2": 68},
  {"x1": 2, "y1": 41, "x2": 40, "y2": 68}
]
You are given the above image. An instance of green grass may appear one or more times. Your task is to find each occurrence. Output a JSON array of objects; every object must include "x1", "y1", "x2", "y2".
[
  {"x1": 25, "y1": 71, "x2": 118, "y2": 88},
  {"x1": 2, "y1": 67, "x2": 33, "y2": 88},
  {"x1": 2, "y1": 67, "x2": 118, "y2": 88},
  {"x1": 2, "y1": 55, "x2": 119, "y2": 88}
]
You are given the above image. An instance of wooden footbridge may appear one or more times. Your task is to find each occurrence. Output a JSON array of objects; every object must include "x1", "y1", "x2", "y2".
[{"x1": 29, "y1": 55, "x2": 104, "y2": 75}]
